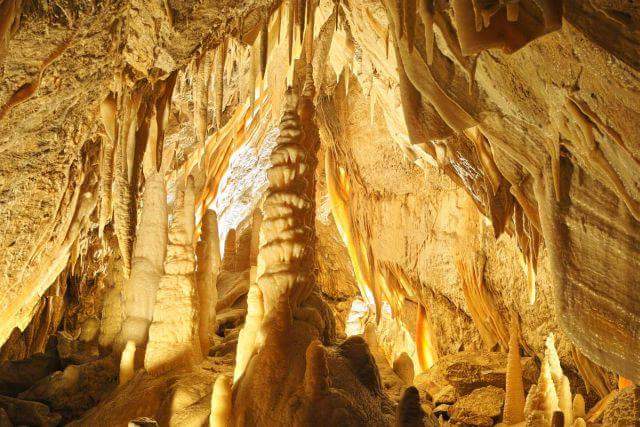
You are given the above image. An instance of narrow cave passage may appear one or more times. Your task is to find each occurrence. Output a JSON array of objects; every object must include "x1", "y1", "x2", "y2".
[{"x1": 0, "y1": 1, "x2": 639, "y2": 426}]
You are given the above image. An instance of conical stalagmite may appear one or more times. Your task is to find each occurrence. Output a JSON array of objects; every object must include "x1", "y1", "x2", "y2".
[
  {"x1": 210, "y1": 375, "x2": 232, "y2": 427},
  {"x1": 144, "y1": 177, "x2": 202, "y2": 375},
  {"x1": 196, "y1": 210, "x2": 221, "y2": 353},
  {"x1": 256, "y1": 88, "x2": 313, "y2": 314},
  {"x1": 119, "y1": 171, "x2": 168, "y2": 349},
  {"x1": 503, "y1": 319, "x2": 526, "y2": 424},
  {"x1": 119, "y1": 340, "x2": 136, "y2": 385},
  {"x1": 222, "y1": 229, "x2": 237, "y2": 272}
]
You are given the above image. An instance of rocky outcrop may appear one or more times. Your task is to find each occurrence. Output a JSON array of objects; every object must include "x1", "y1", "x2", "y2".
[
  {"x1": 449, "y1": 385, "x2": 505, "y2": 427},
  {"x1": 0, "y1": 395, "x2": 61, "y2": 427}
]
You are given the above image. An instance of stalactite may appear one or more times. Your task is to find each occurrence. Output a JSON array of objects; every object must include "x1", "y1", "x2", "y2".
[
  {"x1": 415, "y1": 304, "x2": 437, "y2": 371},
  {"x1": 249, "y1": 40, "x2": 258, "y2": 105},
  {"x1": 297, "y1": 0, "x2": 306, "y2": 45},
  {"x1": 113, "y1": 88, "x2": 144, "y2": 279},
  {"x1": 505, "y1": 0, "x2": 519, "y2": 22},
  {"x1": 385, "y1": 0, "x2": 476, "y2": 133},
  {"x1": 193, "y1": 52, "x2": 211, "y2": 148},
  {"x1": 456, "y1": 254, "x2": 509, "y2": 351},
  {"x1": 303, "y1": 0, "x2": 316, "y2": 62},
  {"x1": 403, "y1": 0, "x2": 416, "y2": 53},
  {"x1": 325, "y1": 149, "x2": 379, "y2": 317},
  {"x1": 510, "y1": 182, "x2": 542, "y2": 234},
  {"x1": 451, "y1": 0, "x2": 562, "y2": 54},
  {"x1": 260, "y1": 15, "x2": 268, "y2": 79},
  {"x1": 564, "y1": 97, "x2": 640, "y2": 222},
  {"x1": 98, "y1": 94, "x2": 117, "y2": 239},
  {"x1": 514, "y1": 204, "x2": 541, "y2": 305},
  {"x1": 249, "y1": 209, "x2": 263, "y2": 283},
  {"x1": 210, "y1": 375, "x2": 232, "y2": 427},
  {"x1": 113, "y1": 134, "x2": 135, "y2": 279},
  {"x1": 570, "y1": 346, "x2": 613, "y2": 399},
  {"x1": 214, "y1": 39, "x2": 227, "y2": 130},
  {"x1": 0, "y1": 0, "x2": 22, "y2": 62},
  {"x1": 417, "y1": 0, "x2": 434, "y2": 65},
  {"x1": 503, "y1": 319, "x2": 526, "y2": 424},
  {"x1": 288, "y1": 0, "x2": 296, "y2": 65}
]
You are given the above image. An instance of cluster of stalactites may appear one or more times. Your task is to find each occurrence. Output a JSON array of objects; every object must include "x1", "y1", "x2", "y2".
[{"x1": 257, "y1": 88, "x2": 313, "y2": 315}]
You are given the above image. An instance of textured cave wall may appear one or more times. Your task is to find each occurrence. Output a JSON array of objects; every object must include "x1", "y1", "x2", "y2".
[
  {"x1": 0, "y1": 0, "x2": 638, "y2": 400},
  {"x1": 316, "y1": 73, "x2": 562, "y2": 360},
  {"x1": 328, "y1": 0, "x2": 640, "y2": 382}
]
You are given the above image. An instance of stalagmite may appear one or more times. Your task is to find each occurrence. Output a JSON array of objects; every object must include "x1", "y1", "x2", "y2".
[
  {"x1": 396, "y1": 386, "x2": 427, "y2": 427},
  {"x1": 210, "y1": 375, "x2": 232, "y2": 427},
  {"x1": 551, "y1": 411, "x2": 564, "y2": 427},
  {"x1": 304, "y1": 340, "x2": 330, "y2": 399},
  {"x1": 144, "y1": 177, "x2": 202, "y2": 375},
  {"x1": 222, "y1": 229, "x2": 237, "y2": 272},
  {"x1": 233, "y1": 283, "x2": 264, "y2": 382},
  {"x1": 118, "y1": 170, "x2": 168, "y2": 349},
  {"x1": 98, "y1": 287, "x2": 124, "y2": 352},
  {"x1": 393, "y1": 352, "x2": 415, "y2": 385},
  {"x1": 119, "y1": 340, "x2": 136, "y2": 385},
  {"x1": 572, "y1": 394, "x2": 585, "y2": 419},
  {"x1": 257, "y1": 88, "x2": 313, "y2": 313},
  {"x1": 196, "y1": 210, "x2": 221, "y2": 353},
  {"x1": 503, "y1": 319, "x2": 526, "y2": 424},
  {"x1": 546, "y1": 334, "x2": 573, "y2": 426}
]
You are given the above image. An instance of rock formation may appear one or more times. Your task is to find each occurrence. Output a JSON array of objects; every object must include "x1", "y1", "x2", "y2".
[
  {"x1": 0, "y1": 0, "x2": 639, "y2": 425},
  {"x1": 144, "y1": 177, "x2": 202, "y2": 374}
]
